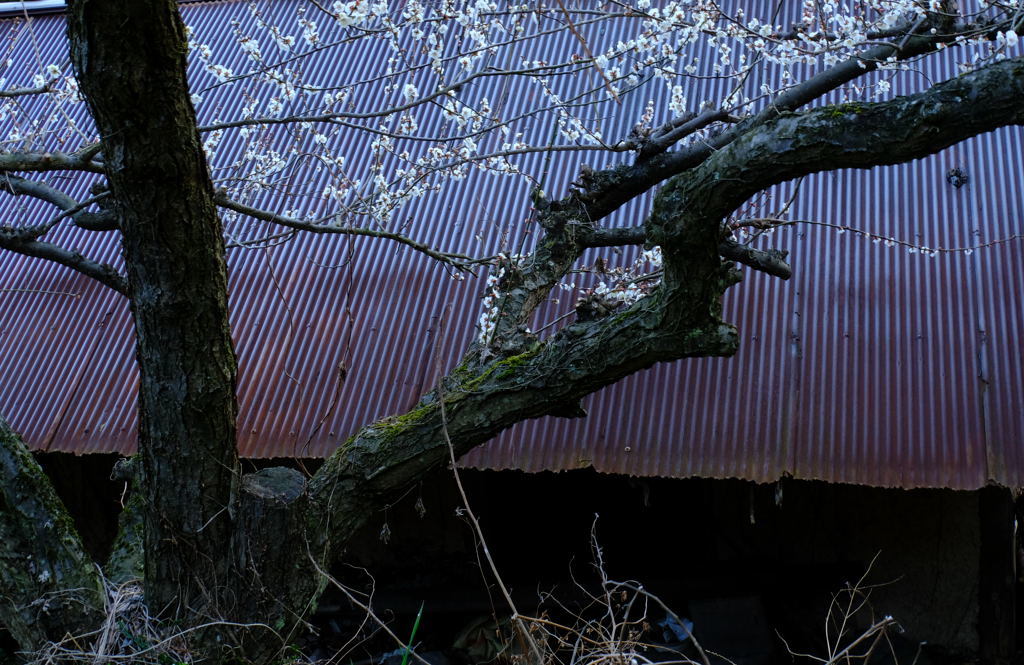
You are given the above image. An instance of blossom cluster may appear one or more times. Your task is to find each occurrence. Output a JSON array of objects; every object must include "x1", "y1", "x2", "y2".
[
  {"x1": 569, "y1": 246, "x2": 664, "y2": 320},
  {"x1": 202, "y1": 0, "x2": 1014, "y2": 237},
  {"x1": 477, "y1": 252, "x2": 526, "y2": 342},
  {"x1": 0, "y1": 58, "x2": 81, "y2": 145}
]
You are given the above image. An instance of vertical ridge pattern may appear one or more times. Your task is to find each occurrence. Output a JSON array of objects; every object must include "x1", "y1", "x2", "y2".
[{"x1": 0, "y1": 2, "x2": 1020, "y2": 489}]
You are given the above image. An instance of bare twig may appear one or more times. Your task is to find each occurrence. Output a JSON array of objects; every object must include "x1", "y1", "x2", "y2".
[
  {"x1": 436, "y1": 383, "x2": 548, "y2": 664},
  {"x1": 305, "y1": 558, "x2": 435, "y2": 665},
  {"x1": 213, "y1": 193, "x2": 477, "y2": 270},
  {"x1": 0, "y1": 83, "x2": 51, "y2": 99},
  {"x1": 27, "y1": 577, "x2": 279, "y2": 665}
]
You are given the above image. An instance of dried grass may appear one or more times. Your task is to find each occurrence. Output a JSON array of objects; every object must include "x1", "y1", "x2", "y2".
[{"x1": 26, "y1": 574, "x2": 276, "y2": 665}]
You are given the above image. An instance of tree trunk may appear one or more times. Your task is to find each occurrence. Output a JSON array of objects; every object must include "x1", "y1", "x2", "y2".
[
  {"x1": 67, "y1": 0, "x2": 240, "y2": 619},
  {"x1": 0, "y1": 417, "x2": 103, "y2": 653},
  {"x1": 232, "y1": 468, "x2": 325, "y2": 660}
]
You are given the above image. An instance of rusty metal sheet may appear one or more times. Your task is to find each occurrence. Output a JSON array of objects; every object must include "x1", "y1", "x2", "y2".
[{"x1": 0, "y1": 2, "x2": 1021, "y2": 489}]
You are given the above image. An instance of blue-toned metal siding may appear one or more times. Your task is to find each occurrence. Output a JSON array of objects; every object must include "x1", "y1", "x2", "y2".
[{"x1": 0, "y1": 2, "x2": 1021, "y2": 488}]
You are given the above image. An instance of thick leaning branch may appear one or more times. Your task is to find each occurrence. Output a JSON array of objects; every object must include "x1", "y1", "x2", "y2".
[
  {"x1": 649, "y1": 54, "x2": 1024, "y2": 245},
  {"x1": 307, "y1": 147, "x2": 744, "y2": 540},
  {"x1": 309, "y1": 278, "x2": 739, "y2": 544},
  {"x1": 308, "y1": 52, "x2": 1024, "y2": 554}
]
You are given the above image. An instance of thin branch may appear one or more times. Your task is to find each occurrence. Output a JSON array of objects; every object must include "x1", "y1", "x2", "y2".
[
  {"x1": 305, "y1": 557, "x2": 434, "y2": 665},
  {"x1": 718, "y1": 239, "x2": 791, "y2": 280},
  {"x1": 196, "y1": 10, "x2": 624, "y2": 98},
  {"x1": 0, "y1": 150, "x2": 104, "y2": 174},
  {"x1": 608, "y1": 579, "x2": 713, "y2": 665},
  {"x1": 0, "y1": 83, "x2": 51, "y2": 99},
  {"x1": 554, "y1": 0, "x2": 620, "y2": 102},
  {"x1": 0, "y1": 232, "x2": 127, "y2": 294},
  {"x1": 434, "y1": 340, "x2": 547, "y2": 665},
  {"x1": 638, "y1": 109, "x2": 738, "y2": 159},
  {"x1": 213, "y1": 193, "x2": 477, "y2": 269},
  {"x1": 735, "y1": 217, "x2": 1024, "y2": 256},
  {"x1": 198, "y1": 60, "x2": 588, "y2": 132}
]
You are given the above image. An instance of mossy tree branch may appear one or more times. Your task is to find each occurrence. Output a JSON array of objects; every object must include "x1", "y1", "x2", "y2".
[
  {"x1": 306, "y1": 53, "x2": 1024, "y2": 551},
  {"x1": 0, "y1": 417, "x2": 103, "y2": 653}
]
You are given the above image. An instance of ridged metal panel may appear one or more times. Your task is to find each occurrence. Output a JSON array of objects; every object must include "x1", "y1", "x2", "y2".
[
  {"x1": 0, "y1": 2, "x2": 1021, "y2": 489},
  {"x1": 965, "y1": 126, "x2": 1024, "y2": 487}
]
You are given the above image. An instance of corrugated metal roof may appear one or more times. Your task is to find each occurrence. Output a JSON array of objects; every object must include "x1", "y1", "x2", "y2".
[
  {"x1": 0, "y1": 2, "x2": 65, "y2": 18},
  {"x1": 0, "y1": 2, "x2": 1021, "y2": 488}
]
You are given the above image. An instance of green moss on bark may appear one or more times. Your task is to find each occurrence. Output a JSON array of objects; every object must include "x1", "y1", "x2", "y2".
[{"x1": 0, "y1": 417, "x2": 103, "y2": 652}]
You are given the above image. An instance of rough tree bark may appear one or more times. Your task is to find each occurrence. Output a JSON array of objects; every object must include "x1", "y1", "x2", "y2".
[
  {"x1": 0, "y1": 418, "x2": 103, "y2": 652},
  {"x1": 67, "y1": 0, "x2": 241, "y2": 620}
]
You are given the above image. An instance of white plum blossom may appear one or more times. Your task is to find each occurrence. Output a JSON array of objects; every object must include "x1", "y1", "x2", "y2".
[
  {"x1": 333, "y1": 0, "x2": 387, "y2": 28},
  {"x1": 299, "y1": 17, "x2": 319, "y2": 46},
  {"x1": 238, "y1": 35, "x2": 261, "y2": 60},
  {"x1": 402, "y1": 83, "x2": 418, "y2": 104},
  {"x1": 476, "y1": 253, "x2": 525, "y2": 342},
  {"x1": 668, "y1": 84, "x2": 687, "y2": 115},
  {"x1": 206, "y1": 63, "x2": 233, "y2": 82}
]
